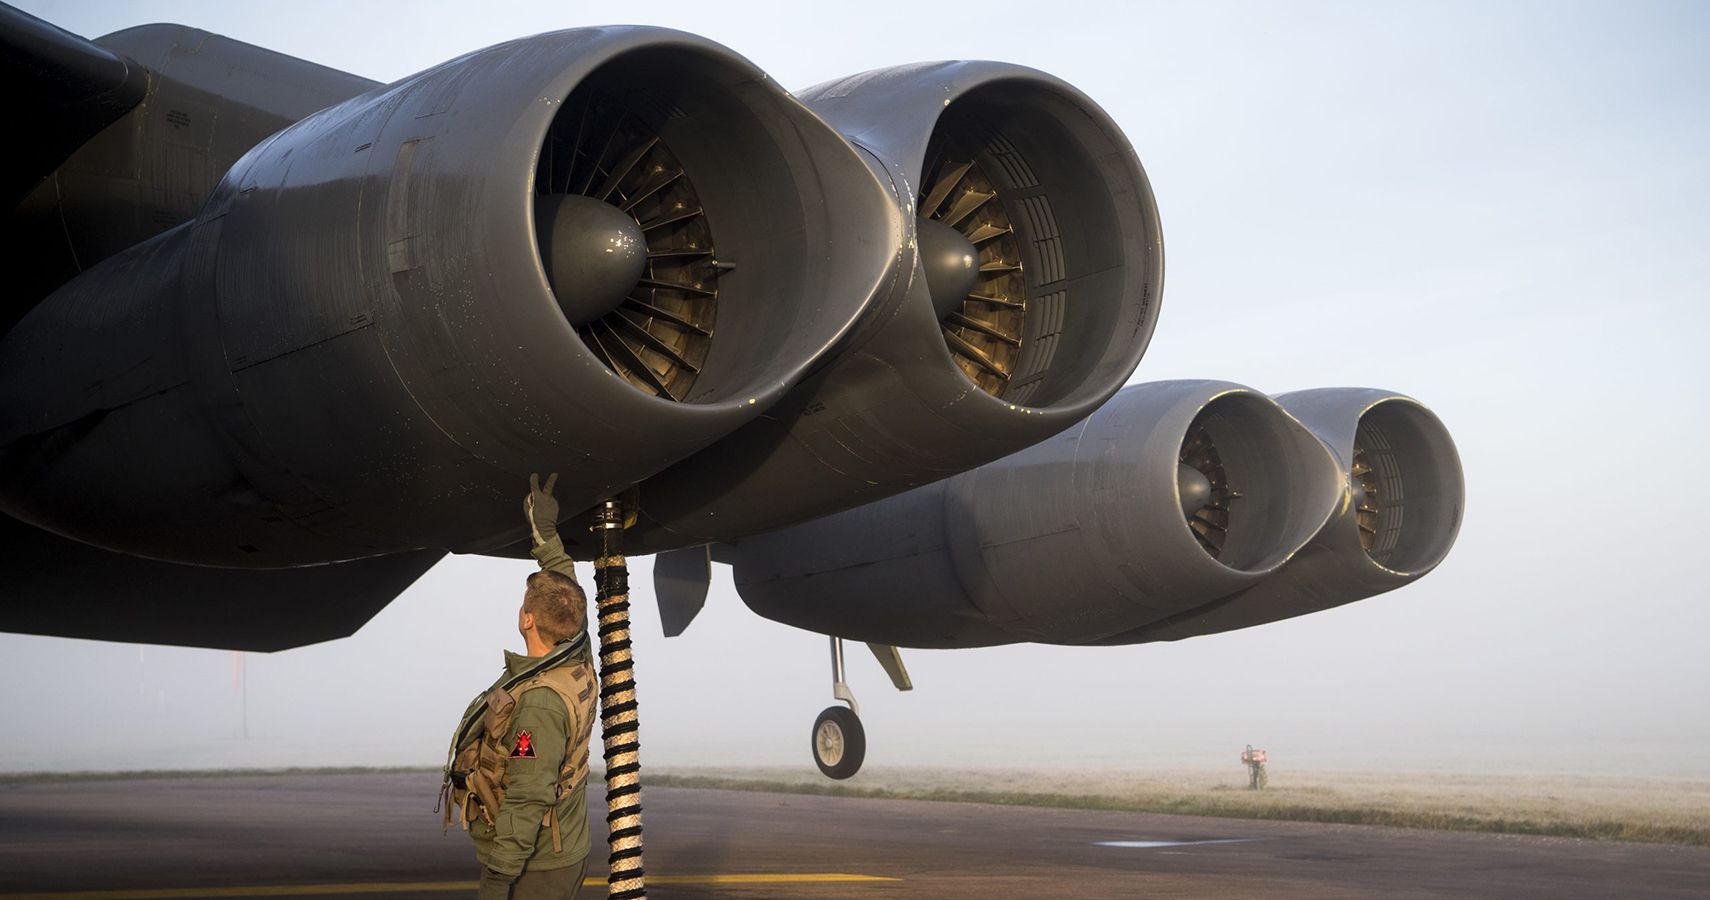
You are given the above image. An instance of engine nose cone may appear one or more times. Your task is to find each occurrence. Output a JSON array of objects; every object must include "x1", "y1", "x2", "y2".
[
  {"x1": 1177, "y1": 462, "x2": 1213, "y2": 517},
  {"x1": 535, "y1": 194, "x2": 648, "y2": 324},
  {"x1": 917, "y1": 217, "x2": 979, "y2": 320}
]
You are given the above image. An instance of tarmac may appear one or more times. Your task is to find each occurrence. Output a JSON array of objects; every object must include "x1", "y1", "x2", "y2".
[{"x1": 0, "y1": 771, "x2": 1706, "y2": 898}]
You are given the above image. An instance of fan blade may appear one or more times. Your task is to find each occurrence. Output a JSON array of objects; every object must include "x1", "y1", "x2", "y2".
[
  {"x1": 941, "y1": 189, "x2": 996, "y2": 228},
  {"x1": 965, "y1": 292, "x2": 1023, "y2": 309},
  {"x1": 593, "y1": 320, "x2": 676, "y2": 399},
  {"x1": 640, "y1": 207, "x2": 703, "y2": 231},
  {"x1": 576, "y1": 111, "x2": 628, "y2": 195},
  {"x1": 620, "y1": 167, "x2": 683, "y2": 213},
  {"x1": 964, "y1": 223, "x2": 1013, "y2": 245},
  {"x1": 638, "y1": 277, "x2": 715, "y2": 297},
  {"x1": 622, "y1": 298, "x2": 711, "y2": 336},
  {"x1": 613, "y1": 311, "x2": 703, "y2": 374},
  {"x1": 947, "y1": 312, "x2": 1021, "y2": 346},
  {"x1": 942, "y1": 328, "x2": 1011, "y2": 381},
  {"x1": 646, "y1": 248, "x2": 713, "y2": 260},
  {"x1": 920, "y1": 160, "x2": 972, "y2": 218},
  {"x1": 593, "y1": 135, "x2": 660, "y2": 202}
]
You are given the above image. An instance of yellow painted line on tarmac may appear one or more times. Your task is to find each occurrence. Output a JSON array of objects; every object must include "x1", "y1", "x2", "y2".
[
  {"x1": 0, "y1": 873, "x2": 900, "y2": 899},
  {"x1": 643, "y1": 875, "x2": 897, "y2": 884},
  {"x1": 0, "y1": 887, "x2": 475, "y2": 900}
]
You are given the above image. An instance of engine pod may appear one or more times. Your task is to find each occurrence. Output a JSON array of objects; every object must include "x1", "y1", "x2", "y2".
[
  {"x1": 624, "y1": 61, "x2": 1165, "y2": 552},
  {"x1": 0, "y1": 27, "x2": 899, "y2": 566},
  {"x1": 899, "y1": 71, "x2": 1161, "y2": 409},
  {"x1": 944, "y1": 381, "x2": 1343, "y2": 642},
  {"x1": 525, "y1": 52, "x2": 902, "y2": 411},
  {"x1": 728, "y1": 381, "x2": 1344, "y2": 648},
  {"x1": 1115, "y1": 389, "x2": 1466, "y2": 643}
]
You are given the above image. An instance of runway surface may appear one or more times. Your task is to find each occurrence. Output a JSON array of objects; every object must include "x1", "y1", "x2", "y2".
[{"x1": 1, "y1": 772, "x2": 1706, "y2": 898}]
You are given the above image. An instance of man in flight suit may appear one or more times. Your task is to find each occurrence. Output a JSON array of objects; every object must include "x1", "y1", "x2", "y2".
[{"x1": 466, "y1": 473, "x2": 599, "y2": 900}]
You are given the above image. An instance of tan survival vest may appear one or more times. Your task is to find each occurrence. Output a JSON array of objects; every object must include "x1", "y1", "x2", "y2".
[{"x1": 440, "y1": 636, "x2": 597, "y2": 851}]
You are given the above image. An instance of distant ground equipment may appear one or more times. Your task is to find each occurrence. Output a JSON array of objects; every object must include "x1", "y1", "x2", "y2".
[{"x1": 1242, "y1": 744, "x2": 1269, "y2": 790}]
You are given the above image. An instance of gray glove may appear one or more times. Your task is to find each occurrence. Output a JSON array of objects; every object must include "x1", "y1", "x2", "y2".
[
  {"x1": 525, "y1": 472, "x2": 560, "y2": 546},
  {"x1": 477, "y1": 868, "x2": 515, "y2": 900}
]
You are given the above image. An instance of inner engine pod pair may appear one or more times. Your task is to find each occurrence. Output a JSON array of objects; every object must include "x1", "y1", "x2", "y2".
[{"x1": 0, "y1": 27, "x2": 1161, "y2": 566}]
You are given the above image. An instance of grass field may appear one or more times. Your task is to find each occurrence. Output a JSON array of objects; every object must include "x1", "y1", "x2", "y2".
[{"x1": 647, "y1": 765, "x2": 1710, "y2": 848}]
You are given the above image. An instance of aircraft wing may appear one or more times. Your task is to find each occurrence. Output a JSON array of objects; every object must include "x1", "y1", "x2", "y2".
[
  {"x1": 0, "y1": 3, "x2": 146, "y2": 205},
  {"x1": 0, "y1": 7, "x2": 1457, "y2": 658}
]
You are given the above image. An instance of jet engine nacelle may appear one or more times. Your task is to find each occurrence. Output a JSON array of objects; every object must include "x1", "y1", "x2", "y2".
[
  {"x1": 1105, "y1": 388, "x2": 1465, "y2": 643},
  {"x1": 728, "y1": 381, "x2": 1346, "y2": 647},
  {"x1": 621, "y1": 61, "x2": 1165, "y2": 553},
  {"x1": 0, "y1": 26, "x2": 899, "y2": 567}
]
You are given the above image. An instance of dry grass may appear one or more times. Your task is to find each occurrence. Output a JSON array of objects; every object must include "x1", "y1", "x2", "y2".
[{"x1": 647, "y1": 765, "x2": 1710, "y2": 848}]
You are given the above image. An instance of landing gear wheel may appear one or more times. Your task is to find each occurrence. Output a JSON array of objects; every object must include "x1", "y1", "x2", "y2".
[{"x1": 811, "y1": 706, "x2": 866, "y2": 780}]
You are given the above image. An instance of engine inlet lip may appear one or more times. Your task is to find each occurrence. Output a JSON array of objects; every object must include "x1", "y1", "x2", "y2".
[
  {"x1": 517, "y1": 34, "x2": 783, "y2": 414},
  {"x1": 801, "y1": 62, "x2": 1163, "y2": 425},
  {"x1": 500, "y1": 28, "x2": 899, "y2": 420},
  {"x1": 1175, "y1": 389, "x2": 1345, "y2": 576},
  {"x1": 1352, "y1": 396, "x2": 1465, "y2": 577},
  {"x1": 922, "y1": 72, "x2": 1163, "y2": 418}
]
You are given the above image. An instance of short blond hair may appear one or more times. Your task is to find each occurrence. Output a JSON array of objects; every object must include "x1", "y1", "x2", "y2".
[{"x1": 523, "y1": 570, "x2": 586, "y2": 644}]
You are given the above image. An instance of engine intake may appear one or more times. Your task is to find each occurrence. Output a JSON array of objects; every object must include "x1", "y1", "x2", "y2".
[
  {"x1": 531, "y1": 51, "x2": 902, "y2": 404},
  {"x1": 909, "y1": 76, "x2": 1160, "y2": 408}
]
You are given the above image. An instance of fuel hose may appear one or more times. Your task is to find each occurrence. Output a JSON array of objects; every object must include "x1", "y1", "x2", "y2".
[{"x1": 592, "y1": 499, "x2": 645, "y2": 899}]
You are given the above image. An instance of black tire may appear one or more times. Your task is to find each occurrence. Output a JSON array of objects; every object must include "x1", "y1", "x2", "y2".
[{"x1": 811, "y1": 705, "x2": 865, "y2": 780}]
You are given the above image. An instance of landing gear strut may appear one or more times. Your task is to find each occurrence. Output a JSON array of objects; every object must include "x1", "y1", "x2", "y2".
[{"x1": 812, "y1": 637, "x2": 867, "y2": 780}]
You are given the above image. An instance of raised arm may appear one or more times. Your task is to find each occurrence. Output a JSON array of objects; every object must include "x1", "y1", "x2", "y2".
[{"x1": 525, "y1": 472, "x2": 576, "y2": 577}]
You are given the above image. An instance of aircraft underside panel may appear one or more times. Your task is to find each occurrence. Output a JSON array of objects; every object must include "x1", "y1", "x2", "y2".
[{"x1": 0, "y1": 514, "x2": 442, "y2": 651}]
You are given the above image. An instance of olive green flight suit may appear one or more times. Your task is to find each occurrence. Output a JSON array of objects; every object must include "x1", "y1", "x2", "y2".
[{"x1": 468, "y1": 535, "x2": 597, "y2": 897}]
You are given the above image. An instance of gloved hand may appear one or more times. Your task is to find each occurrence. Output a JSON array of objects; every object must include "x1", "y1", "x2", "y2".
[
  {"x1": 477, "y1": 867, "x2": 516, "y2": 900},
  {"x1": 525, "y1": 472, "x2": 560, "y2": 546}
]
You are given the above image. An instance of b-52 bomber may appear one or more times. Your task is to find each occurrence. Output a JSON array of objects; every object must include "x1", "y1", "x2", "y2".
[{"x1": 0, "y1": 5, "x2": 1462, "y2": 777}]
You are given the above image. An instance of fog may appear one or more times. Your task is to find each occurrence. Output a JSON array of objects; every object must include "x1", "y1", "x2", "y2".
[{"x1": 4, "y1": 0, "x2": 1707, "y2": 779}]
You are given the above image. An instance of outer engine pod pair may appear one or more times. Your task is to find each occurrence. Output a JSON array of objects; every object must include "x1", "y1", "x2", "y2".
[{"x1": 727, "y1": 382, "x2": 1465, "y2": 647}]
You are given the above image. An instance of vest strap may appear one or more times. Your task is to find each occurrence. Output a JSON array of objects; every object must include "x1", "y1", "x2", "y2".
[{"x1": 447, "y1": 633, "x2": 588, "y2": 758}]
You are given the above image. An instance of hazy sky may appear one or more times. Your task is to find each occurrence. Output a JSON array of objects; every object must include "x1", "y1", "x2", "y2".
[{"x1": 4, "y1": 0, "x2": 1707, "y2": 778}]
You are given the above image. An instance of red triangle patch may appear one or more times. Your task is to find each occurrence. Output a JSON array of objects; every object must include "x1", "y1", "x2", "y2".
[{"x1": 510, "y1": 730, "x2": 535, "y2": 758}]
